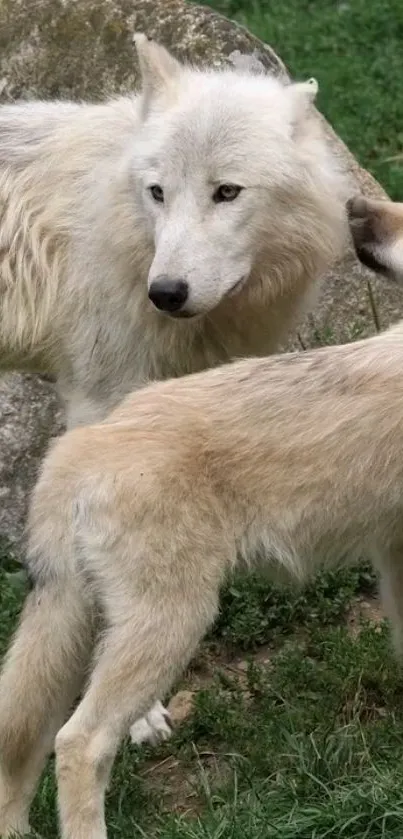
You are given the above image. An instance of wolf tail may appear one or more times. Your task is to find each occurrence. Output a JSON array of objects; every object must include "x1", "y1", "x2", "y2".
[{"x1": 0, "y1": 442, "x2": 94, "y2": 836}]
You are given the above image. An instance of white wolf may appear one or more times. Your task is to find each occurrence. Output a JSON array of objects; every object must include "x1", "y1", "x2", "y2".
[
  {"x1": 0, "y1": 34, "x2": 347, "y2": 426},
  {"x1": 0, "y1": 34, "x2": 347, "y2": 748},
  {"x1": 0, "y1": 195, "x2": 399, "y2": 839}
]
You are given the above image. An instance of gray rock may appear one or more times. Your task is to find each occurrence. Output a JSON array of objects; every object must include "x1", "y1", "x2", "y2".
[
  {"x1": 0, "y1": 0, "x2": 399, "y2": 561},
  {"x1": 0, "y1": 374, "x2": 64, "y2": 564}
]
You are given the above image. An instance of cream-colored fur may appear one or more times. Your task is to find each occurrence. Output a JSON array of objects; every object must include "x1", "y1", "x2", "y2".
[{"x1": 0, "y1": 193, "x2": 401, "y2": 836}]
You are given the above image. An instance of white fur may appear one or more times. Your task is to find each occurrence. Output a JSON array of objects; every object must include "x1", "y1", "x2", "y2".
[
  {"x1": 129, "y1": 700, "x2": 172, "y2": 746},
  {"x1": 0, "y1": 36, "x2": 348, "y2": 753},
  {"x1": 0, "y1": 38, "x2": 348, "y2": 430}
]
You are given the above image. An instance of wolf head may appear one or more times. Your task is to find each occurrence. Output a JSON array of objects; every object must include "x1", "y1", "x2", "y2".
[
  {"x1": 132, "y1": 34, "x2": 347, "y2": 319},
  {"x1": 348, "y1": 195, "x2": 403, "y2": 283}
]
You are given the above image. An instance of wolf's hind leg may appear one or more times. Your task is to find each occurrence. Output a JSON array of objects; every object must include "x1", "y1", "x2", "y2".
[{"x1": 0, "y1": 579, "x2": 94, "y2": 837}]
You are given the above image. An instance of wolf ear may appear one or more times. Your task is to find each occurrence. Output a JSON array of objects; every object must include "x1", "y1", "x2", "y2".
[
  {"x1": 134, "y1": 33, "x2": 182, "y2": 111},
  {"x1": 288, "y1": 77, "x2": 318, "y2": 131}
]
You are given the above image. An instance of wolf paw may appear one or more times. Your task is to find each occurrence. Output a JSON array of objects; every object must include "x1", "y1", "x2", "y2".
[{"x1": 130, "y1": 700, "x2": 172, "y2": 747}]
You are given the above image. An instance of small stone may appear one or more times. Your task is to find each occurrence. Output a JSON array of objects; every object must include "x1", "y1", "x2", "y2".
[{"x1": 167, "y1": 690, "x2": 195, "y2": 725}]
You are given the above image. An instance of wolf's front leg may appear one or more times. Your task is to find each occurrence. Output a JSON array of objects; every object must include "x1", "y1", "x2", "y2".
[{"x1": 61, "y1": 387, "x2": 175, "y2": 751}]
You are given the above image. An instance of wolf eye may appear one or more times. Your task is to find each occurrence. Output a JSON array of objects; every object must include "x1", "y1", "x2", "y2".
[
  {"x1": 149, "y1": 184, "x2": 164, "y2": 203},
  {"x1": 213, "y1": 184, "x2": 243, "y2": 203}
]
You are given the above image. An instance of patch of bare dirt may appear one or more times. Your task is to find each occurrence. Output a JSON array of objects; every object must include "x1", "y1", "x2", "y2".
[
  {"x1": 347, "y1": 593, "x2": 384, "y2": 638},
  {"x1": 140, "y1": 754, "x2": 205, "y2": 816}
]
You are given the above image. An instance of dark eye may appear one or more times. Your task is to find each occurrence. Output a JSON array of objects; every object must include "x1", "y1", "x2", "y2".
[
  {"x1": 213, "y1": 184, "x2": 243, "y2": 203},
  {"x1": 149, "y1": 184, "x2": 164, "y2": 203}
]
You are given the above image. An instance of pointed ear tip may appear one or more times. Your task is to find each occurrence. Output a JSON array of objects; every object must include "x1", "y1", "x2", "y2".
[
  {"x1": 307, "y1": 77, "x2": 319, "y2": 93},
  {"x1": 290, "y1": 77, "x2": 319, "y2": 100},
  {"x1": 133, "y1": 32, "x2": 148, "y2": 49}
]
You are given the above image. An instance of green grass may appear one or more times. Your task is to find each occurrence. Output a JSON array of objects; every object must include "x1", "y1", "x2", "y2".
[
  {"x1": 210, "y1": 563, "x2": 377, "y2": 651},
  {"x1": 165, "y1": 624, "x2": 403, "y2": 838},
  {"x1": 3, "y1": 1, "x2": 403, "y2": 836},
  {"x1": 0, "y1": 561, "x2": 397, "y2": 839},
  {"x1": 200, "y1": 0, "x2": 403, "y2": 199}
]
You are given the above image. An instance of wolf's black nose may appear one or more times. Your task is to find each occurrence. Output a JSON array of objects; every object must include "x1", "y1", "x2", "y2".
[{"x1": 148, "y1": 277, "x2": 189, "y2": 313}]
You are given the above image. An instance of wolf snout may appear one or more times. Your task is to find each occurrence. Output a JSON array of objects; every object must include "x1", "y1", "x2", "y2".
[
  {"x1": 346, "y1": 194, "x2": 403, "y2": 279},
  {"x1": 346, "y1": 194, "x2": 379, "y2": 262},
  {"x1": 148, "y1": 276, "x2": 189, "y2": 314},
  {"x1": 346, "y1": 195, "x2": 371, "y2": 222}
]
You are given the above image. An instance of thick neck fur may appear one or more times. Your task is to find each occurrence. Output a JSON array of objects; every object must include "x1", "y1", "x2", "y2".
[{"x1": 0, "y1": 81, "x2": 348, "y2": 414}]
